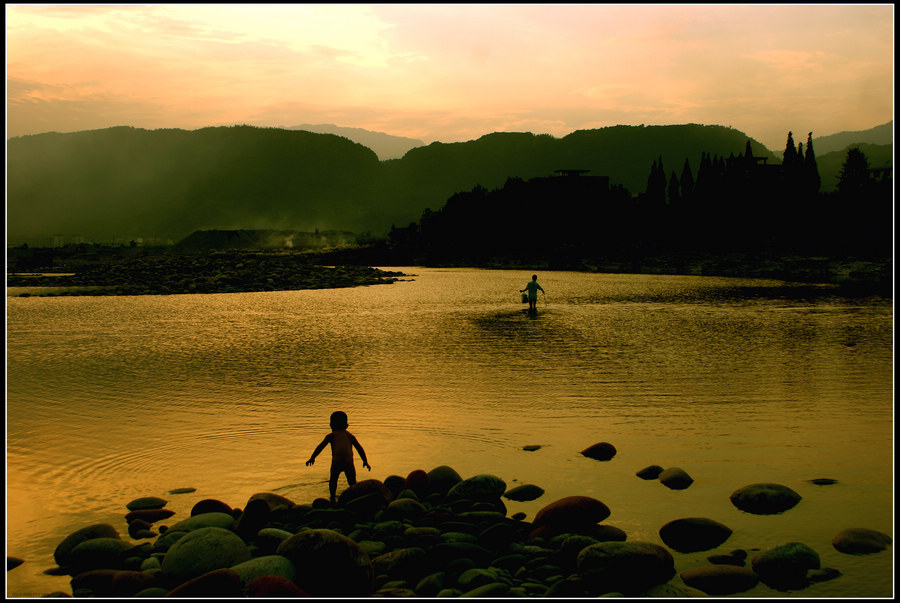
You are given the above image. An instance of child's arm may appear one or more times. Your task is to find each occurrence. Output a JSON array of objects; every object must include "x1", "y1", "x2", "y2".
[
  {"x1": 306, "y1": 434, "x2": 331, "y2": 466},
  {"x1": 351, "y1": 434, "x2": 371, "y2": 471}
]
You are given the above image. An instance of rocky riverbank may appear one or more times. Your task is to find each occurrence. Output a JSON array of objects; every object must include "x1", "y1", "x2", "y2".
[
  {"x1": 6, "y1": 250, "x2": 406, "y2": 297},
  {"x1": 11, "y1": 452, "x2": 892, "y2": 598}
]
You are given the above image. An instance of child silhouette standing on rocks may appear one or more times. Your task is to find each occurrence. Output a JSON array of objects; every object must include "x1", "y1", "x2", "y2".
[{"x1": 306, "y1": 411, "x2": 370, "y2": 503}]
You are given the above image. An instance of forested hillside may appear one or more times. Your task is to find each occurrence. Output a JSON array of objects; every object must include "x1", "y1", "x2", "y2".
[{"x1": 6, "y1": 123, "x2": 890, "y2": 244}]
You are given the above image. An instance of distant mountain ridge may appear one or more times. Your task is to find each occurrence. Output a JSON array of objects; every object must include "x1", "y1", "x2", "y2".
[
  {"x1": 811, "y1": 121, "x2": 892, "y2": 155},
  {"x1": 6, "y1": 122, "x2": 891, "y2": 244},
  {"x1": 283, "y1": 123, "x2": 424, "y2": 160}
]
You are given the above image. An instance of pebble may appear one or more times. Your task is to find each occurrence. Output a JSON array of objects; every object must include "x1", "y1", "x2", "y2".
[{"x1": 35, "y1": 463, "x2": 888, "y2": 598}]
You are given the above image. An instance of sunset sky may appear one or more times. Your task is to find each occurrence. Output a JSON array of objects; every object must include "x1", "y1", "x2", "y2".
[{"x1": 5, "y1": 4, "x2": 894, "y2": 151}]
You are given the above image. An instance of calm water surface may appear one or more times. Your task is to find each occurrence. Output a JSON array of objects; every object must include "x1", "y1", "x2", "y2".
[{"x1": 6, "y1": 268, "x2": 894, "y2": 597}]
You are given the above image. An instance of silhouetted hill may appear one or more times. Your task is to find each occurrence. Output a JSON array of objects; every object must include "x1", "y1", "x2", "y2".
[
  {"x1": 812, "y1": 121, "x2": 893, "y2": 155},
  {"x1": 10, "y1": 122, "x2": 888, "y2": 244},
  {"x1": 283, "y1": 123, "x2": 424, "y2": 160}
]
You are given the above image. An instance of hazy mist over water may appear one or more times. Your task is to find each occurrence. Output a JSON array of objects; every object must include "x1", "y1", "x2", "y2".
[{"x1": 6, "y1": 269, "x2": 894, "y2": 597}]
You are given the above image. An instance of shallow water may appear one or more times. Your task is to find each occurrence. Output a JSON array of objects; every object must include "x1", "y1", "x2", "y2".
[{"x1": 5, "y1": 268, "x2": 894, "y2": 597}]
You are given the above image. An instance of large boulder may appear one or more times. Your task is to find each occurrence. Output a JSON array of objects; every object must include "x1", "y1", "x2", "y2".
[
  {"x1": 190, "y1": 499, "x2": 233, "y2": 517},
  {"x1": 69, "y1": 538, "x2": 136, "y2": 573},
  {"x1": 832, "y1": 528, "x2": 892, "y2": 554},
  {"x1": 54, "y1": 524, "x2": 120, "y2": 568},
  {"x1": 679, "y1": 565, "x2": 760, "y2": 595},
  {"x1": 658, "y1": 518, "x2": 733, "y2": 553},
  {"x1": 337, "y1": 479, "x2": 393, "y2": 517},
  {"x1": 576, "y1": 541, "x2": 675, "y2": 596},
  {"x1": 730, "y1": 483, "x2": 801, "y2": 515},
  {"x1": 160, "y1": 527, "x2": 251, "y2": 585},
  {"x1": 750, "y1": 542, "x2": 820, "y2": 589},
  {"x1": 276, "y1": 528, "x2": 374, "y2": 596},
  {"x1": 658, "y1": 467, "x2": 694, "y2": 490},
  {"x1": 165, "y1": 568, "x2": 244, "y2": 598},
  {"x1": 247, "y1": 492, "x2": 295, "y2": 512},
  {"x1": 532, "y1": 496, "x2": 611, "y2": 536},
  {"x1": 426, "y1": 465, "x2": 464, "y2": 496},
  {"x1": 447, "y1": 474, "x2": 507, "y2": 500},
  {"x1": 581, "y1": 442, "x2": 617, "y2": 461},
  {"x1": 164, "y1": 512, "x2": 236, "y2": 533}
]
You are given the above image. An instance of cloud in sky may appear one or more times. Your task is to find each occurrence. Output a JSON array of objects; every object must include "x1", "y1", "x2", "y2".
[{"x1": 5, "y1": 4, "x2": 894, "y2": 150}]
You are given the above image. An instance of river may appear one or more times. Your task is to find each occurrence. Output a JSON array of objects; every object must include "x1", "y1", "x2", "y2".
[{"x1": 5, "y1": 268, "x2": 894, "y2": 597}]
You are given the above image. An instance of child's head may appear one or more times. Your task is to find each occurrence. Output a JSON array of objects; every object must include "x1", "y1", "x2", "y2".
[
  {"x1": 330, "y1": 411, "x2": 349, "y2": 430},
  {"x1": 532, "y1": 274, "x2": 538, "y2": 281}
]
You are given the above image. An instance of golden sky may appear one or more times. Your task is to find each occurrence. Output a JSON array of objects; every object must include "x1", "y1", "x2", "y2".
[{"x1": 5, "y1": 4, "x2": 894, "y2": 150}]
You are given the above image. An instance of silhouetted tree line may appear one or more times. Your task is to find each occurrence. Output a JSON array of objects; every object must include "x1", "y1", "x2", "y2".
[{"x1": 389, "y1": 132, "x2": 892, "y2": 266}]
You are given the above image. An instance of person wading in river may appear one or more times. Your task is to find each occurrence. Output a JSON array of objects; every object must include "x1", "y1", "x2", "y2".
[{"x1": 520, "y1": 274, "x2": 545, "y2": 312}]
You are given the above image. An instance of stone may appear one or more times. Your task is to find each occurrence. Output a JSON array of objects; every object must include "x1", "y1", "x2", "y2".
[
  {"x1": 337, "y1": 479, "x2": 393, "y2": 508},
  {"x1": 415, "y1": 571, "x2": 447, "y2": 597},
  {"x1": 730, "y1": 483, "x2": 801, "y2": 515},
  {"x1": 160, "y1": 526, "x2": 251, "y2": 585},
  {"x1": 69, "y1": 538, "x2": 136, "y2": 572},
  {"x1": 751, "y1": 542, "x2": 820, "y2": 589},
  {"x1": 69, "y1": 569, "x2": 119, "y2": 596},
  {"x1": 125, "y1": 497, "x2": 167, "y2": 511},
  {"x1": 254, "y1": 527, "x2": 294, "y2": 554},
  {"x1": 276, "y1": 528, "x2": 374, "y2": 597},
  {"x1": 807, "y1": 478, "x2": 838, "y2": 485},
  {"x1": 808, "y1": 567, "x2": 842, "y2": 583},
  {"x1": 477, "y1": 522, "x2": 515, "y2": 550},
  {"x1": 124, "y1": 509, "x2": 175, "y2": 523},
  {"x1": 503, "y1": 484, "x2": 545, "y2": 502},
  {"x1": 679, "y1": 565, "x2": 759, "y2": 595},
  {"x1": 576, "y1": 541, "x2": 675, "y2": 596},
  {"x1": 707, "y1": 553, "x2": 745, "y2": 566},
  {"x1": 150, "y1": 530, "x2": 187, "y2": 554},
  {"x1": 233, "y1": 498, "x2": 270, "y2": 539},
  {"x1": 168, "y1": 487, "x2": 196, "y2": 495},
  {"x1": 658, "y1": 517, "x2": 732, "y2": 553},
  {"x1": 581, "y1": 442, "x2": 617, "y2": 461},
  {"x1": 456, "y1": 567, "x2": 510, "y2": 590},
  {"x1": 383, "y1": 475, "x2": 407, "y2": 497},
  {"x1": 165, "y1": 568, "x2": 243, "y2": 598},
  {"x1": 246, "y1": 574, "x2": 310, "y2": 597},
  {"x1": 554, "y1": 534, "x2": 600, "y2": 568},
  {"x1": 164, "y1": 511, "x2": 235, "y2": 533},
  {"x1": 383, "y1": 498, "x2": 427, "y2": 521},
  {"x1": 134, "y1": 587, "x2": 171, "y2": 597},
  {"x1": 532, "y1": 496, "x2": 611, "y2": 535},
  {"x1": 372, "y1": 547, "x2": 429, "y2": 582},
  {"x1": 404, "y1": 469, "x2": 429, "y2": 496},
  {"x1": 832, "y1": 528, "x2": 892, "y2": 554},
  {"x1": 8, "y1": 556, "x2": 25, "y2": 571},
  {"x1": 230, "y1": 555, "x2": 297, "y2": 586},
  {"x1": 190, "y1": 498, "x2": 233, "y2": 516},
  {"x1": 658, "y1": 467, "x2": 694, "y2": 490},
  {"x1": 247, "y1": 492, "x2": 295, "y2": 512},
  {"x1": 522, "y1": 445, "x2": 542, "y2": 451},
  {"x1": 54, "y1": 524, "x2": 120, "y2": 567},
  {"x1": 447, "y1": 474, "x2": 507, "y2": 499},
  {"x1": 426, "y1": 465, "x2": 464, "y2": 496},
  {"x1": 635, "y1": 465, "x2": 664, "y2": 480},
  {"x1": 396, "y1": 488, "x2": 420, "y2": 501},
  {"x1": 127, "y1": 519, "x2": 155, "y2": 540}
]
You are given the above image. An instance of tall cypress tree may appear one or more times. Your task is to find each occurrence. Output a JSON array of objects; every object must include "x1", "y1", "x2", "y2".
[
  {"x1": 804, "y1": 132, "x2": 821, "y2": 195},
  {"x1": 680, "y1": 158, "x2": 694, "y2": 203},
  {"x1": 783, "y1": 131, "x2": 799, "y2": 166}
]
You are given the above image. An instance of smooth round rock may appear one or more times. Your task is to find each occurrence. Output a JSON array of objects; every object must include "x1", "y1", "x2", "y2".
[
  {"x1": 383, "y1": 498, "x2": 427, "y2": 521},
  {"x1": 125, "y1": 497, "x2": 167, "y2": 512},
  {"x1": 636, "y1": 465, "x2": 664, "y2": 480},
  {"x1": 190, "y1": 499, "x2": 233, "y2": 517},
  {"x1": 751, "y1": 542, "x2": 820, "y2": 588},
  {"x1": 448, "y1": 474, "x2": 507, "y2": 499},
  {"x1": 427, "y1": 465, "x2": 464, "y2": 495},
  {"x1": 254, "y1": 527, "x2": 294, "y2": 554},
  {"x1": 230, "y1": 555, "x2": 297, "y2": 586},
  {"x1": 276, "y1": 528, "x2": 374, "y2": 596},
  {"x1": 69, "y1": 538, "x2": 136, "y2": 572},
  {"x1": 383, "y1": 475, "x2": 407, "y2": 497},
  {"x1": 680, "y1": 565, "x2": 760, "y2": 595},
  {"x1": 54, "y1": 524, "x2": 120, "y2": 567},
  {"x1": 160, "y1": 526, "x2": 251, "y2": 585},
  {"x1": 581, "y1": 442, "x2": 617, "y2": 461},
  {"x1": 124, "y1": 509, "x2": 175, "y2": 523},
  {"x1": 832, "y1": 528, "x2": 892, "y2": 554},
  {"x1": 372, "y1": 547, "x2": 428, "y2": 581},
  {"x1": 576, "y1": 541, "x2": 675, "y2": 596},
  {"x1": 337, "y1": 479, "x2": 393, "y2": 509},
  {"x1": 247, "y1": 492, "x2": 295, "y2": 512},
  {"x1": 164, "y1": 512, "x2": 235, "y2": 533},
  {"x1": 659, "y1": 517, "x2": 732, "y2": 553},
  {"x1": 730, "y1": 483, "x2": 801, "y2": 514},
  {"x1": 533, "y1": 496, "x2": 611, "y2": 534},
  {"x1": 658, "y1": 467, "x2": 694, "y2": 490},
  {"x1": 503, "y1": 484, "x2": 545, "y2": 502},
  {"x1": 404, "y1": 469, "x2": 429, "y2": 496},
  {"x1": 110, "y1": 570, "x2": 160, "y2": 597},
  {"x1": 641, "y1": 582, "x2": 712, "y2": 597}
]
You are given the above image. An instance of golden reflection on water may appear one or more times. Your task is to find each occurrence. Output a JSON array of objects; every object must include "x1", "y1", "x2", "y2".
[{"x1": 6, "y1": 268, "x2": 894, "y2": 597}]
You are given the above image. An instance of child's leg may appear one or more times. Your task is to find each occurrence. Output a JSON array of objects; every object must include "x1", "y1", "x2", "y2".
[
  {"x1": 329, "y1": 467, "x2": 340, "y2": 503},
  {"x1": 345, "y1": 464, "x2": 357, "y2": 487}
]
